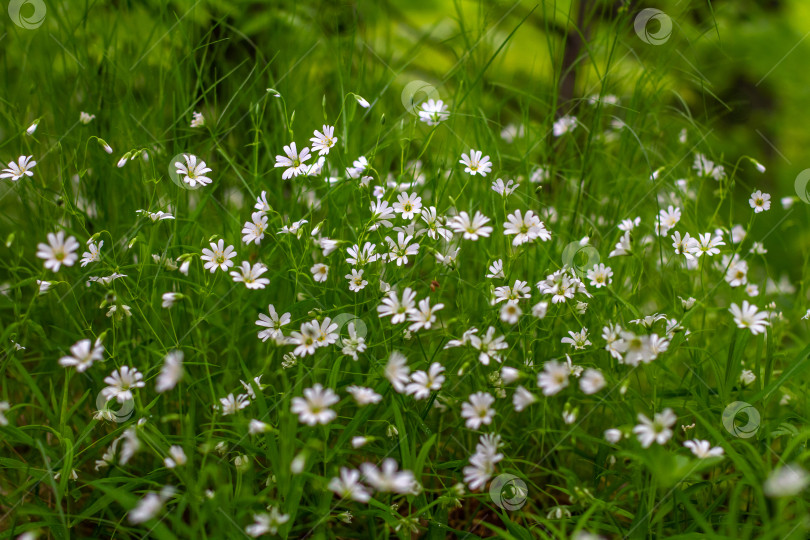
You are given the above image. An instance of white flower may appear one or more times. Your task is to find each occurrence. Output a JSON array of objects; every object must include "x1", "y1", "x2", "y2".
[
  {"x1": 586, "y1": 264, "x2": 612, "y2": 288},
  {"x1": 156, "y1": 351, "x2": 183, "y2": 392},
  {"x1": 242, "y1": 213, "x2": 268, "y2": 245},
  {"x1": 137, "y1": 209, "x2": 175, "y2": 221},
  {"x1": 500, "y1": 301, "x2": 522, "y2": 324},
  {"x1": 361, "y1": 459, "x2": 418, "y2": 494},
  {"x1": 537, "y1": 360, "x2": 569, "y2": 396},
  {"x1": 655, "y1": 206, "x2": 681, "y2": 236},
  {"x1": 274, "y1": 142, "x2": 311, "y2": 179},
  {"x1": 347, "y1": 156, "x2": 369, "y2": 178},
  {"x1": 461, "y1": 392, "x2": 495, "y2": 429},
  {"x1": 201, "y1": 239, "x2": 237, "y2": 273},
  {"x1": 604, "y1": 429, "x2": 622, "y2": 443},
  {"x1": 36, "y1": 231, "x2": 80, "y2": 271},
  {"x1": 355, "y1": 95, "x2": 371, "y2": 108},
  {"x1": 633, "y1": 409, "x2": 677, "y2": 448},
  {"x1": 385, "y1": 351, "x2": 410, "y2": 392},
  {"x1": 469, "y1": 326, "x2": 508, "y2": 365},
  {"x1": 310, "y1": 125, "x2": 338, "y2": 156},
  {"x1": 764, "y1": 464, "x2": 809, "y2": 497},
  {"x1": 684, "y1": 439, "x2": 724, "y2": 458},
  {"x1": 725, "y1": 257, "x2": 748, "y2": 287},
  {"x1": 501, "y1": 366, "x2": 520, "y2": 385},
  {"x1": 1, "y1": 155, "x2": 36, "y2": 181},
  {"x1": 246, "y1": 507, "x2": 290, "y2": 537},
  {"x1": 407, "y1": 298, "x2": 444, "y2": 331},
  {"x1": 579, "y1": 368, "x2": 605, "y2": 394},
  {"x1": 102, "y1": 366, "x2": 145, "y2": 403},
  {"x1": 512, "y1": 385, "x2": 537, "y2": 412},
  {"x1": 491, "y1": 178, "x2": 519, "y2": 198},
  {"x1": 249, "y1": 419, "x2": 271, "y2": 434},
  {"x1": 161, "y1": 292, "x2": 181, "y2": 308},
  {"x1": 384, "y1": 232, "x2": 420, "y2": 266},
  {"x1": 278, "y1": 218, "x2": 309, "y2": 236},
  {"x1": 175, "y1": 154, "x2": 213, "y2": 187},
  {"x1": 310, "y1": 263, "x2": 329, "y2": 283},
  {"x1": 561, "y1": 327, "x2": 591, "y2": 350},
  {"x1": 129, "y1": 488, "x2": 174, "y2": 524},
  {"x1": 393, "y1": 191, "x2": 422, "y2": 220},
  {"x1": 486, "y1": 259, "x2": 505, "y2": 279},
  {"x1": 329, "y1": 468, "x2": 371, "y2": 502},
  {"x1": 731, "y1": 224, "x2": 746, "y2": 244},
  {"x1": 463, "y1": 434, "x2": 503, "y2": 490},
  {"x1": 693, "y1": 153, "x2": 725, "y2": 180},
  {"x1": 405, "y1": 362, "x2": 445, "y2": 399},
  {"x1": 0, "y1": 401, "x2": 9, "y2": 426},
  {"x1": 500, "y1": 123, "x2": 525, "y2": 142},
  {"x1": 346, "y1": 385, "x2": 382, "y2": 406},
  {"x1": 749, "y1": 190, "x2": 771, "y2": 213},
  {"x1": 59, "y1": 338, "x2": 104, "y2": 372},
  {"x1": 729, "y1": 301, "x2": 769, "y2": 335},
  {"x1": 311, "y1": 318, "x2": 339, "y2": 348},
  {"x1": 164, "y1": 445, "x2": 187, "y2": 468},
  {"x1": 346, "y1": 242, "x2": 379, "y2": 266},
  {"x1": 288, "y1": 321, "x2": 319, "y2": 357},
  {"x1": 369, "y1": 199, "x2": 395, "y2": 230},
  {"x1": 609, "y1": 231, "x2": 631, "y2": 258},
  {"x1": 190, "y1": 111, "x2": 205, "y2": 128},
  {"x1": 99, "y1": 139, "x2": 113, "y2": 153},
  {"x1": 459, "y1": 150, "x2": 492, "y2": 176},
  {"x1": 688, "y1": 232, "x2": 725, "y2": 258},
  {"x1": 80, "y1": 112, "x2": 96, "y2": 124},
  {"x1": 503, "y1": 210, "x2": 551, "y2": 246},
  {"x1": 449, "y1": 211, "x2": 493, "y2": 240},
  {"x1": 230, "y1": 261, "x2": 270, "y2": 289},
  {"x1": 218, "y1": 393, "x2": 250, "y2": 415},
  {"x1": 291, "y1": 384, "x2": 339, "y2": 425},
  {"x1": 256, "y1": 304, "x2": 291, "y2": 342},
  {"x1": 377, "y1": 287, "x2": 418, "y2": 323},
  {"x1": 418, "y1": 99, "x2": 449, "y2": 125},
  {"x1": 341, "y1": 322, "x2": 367, "y2": 360},
  {"x1": 552, "y1": 115, "x2": 577, "y2": 136},
  {"x1": 80, "y1": 240, "x2": 103, "y2": 267},
  {"x1": 346, "y1": 269, "x2": 368, "y2": 292}
]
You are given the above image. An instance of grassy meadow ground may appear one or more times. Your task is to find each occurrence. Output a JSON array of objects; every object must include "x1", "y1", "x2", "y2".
[{"x1": 2, "y1": 0, "x2": 810, "y2": 538}]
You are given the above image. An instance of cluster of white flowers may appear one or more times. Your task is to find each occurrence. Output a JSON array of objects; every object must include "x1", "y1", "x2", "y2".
[{"x1": 5, "y1": 79, "x2": 800, "y2": 539}]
